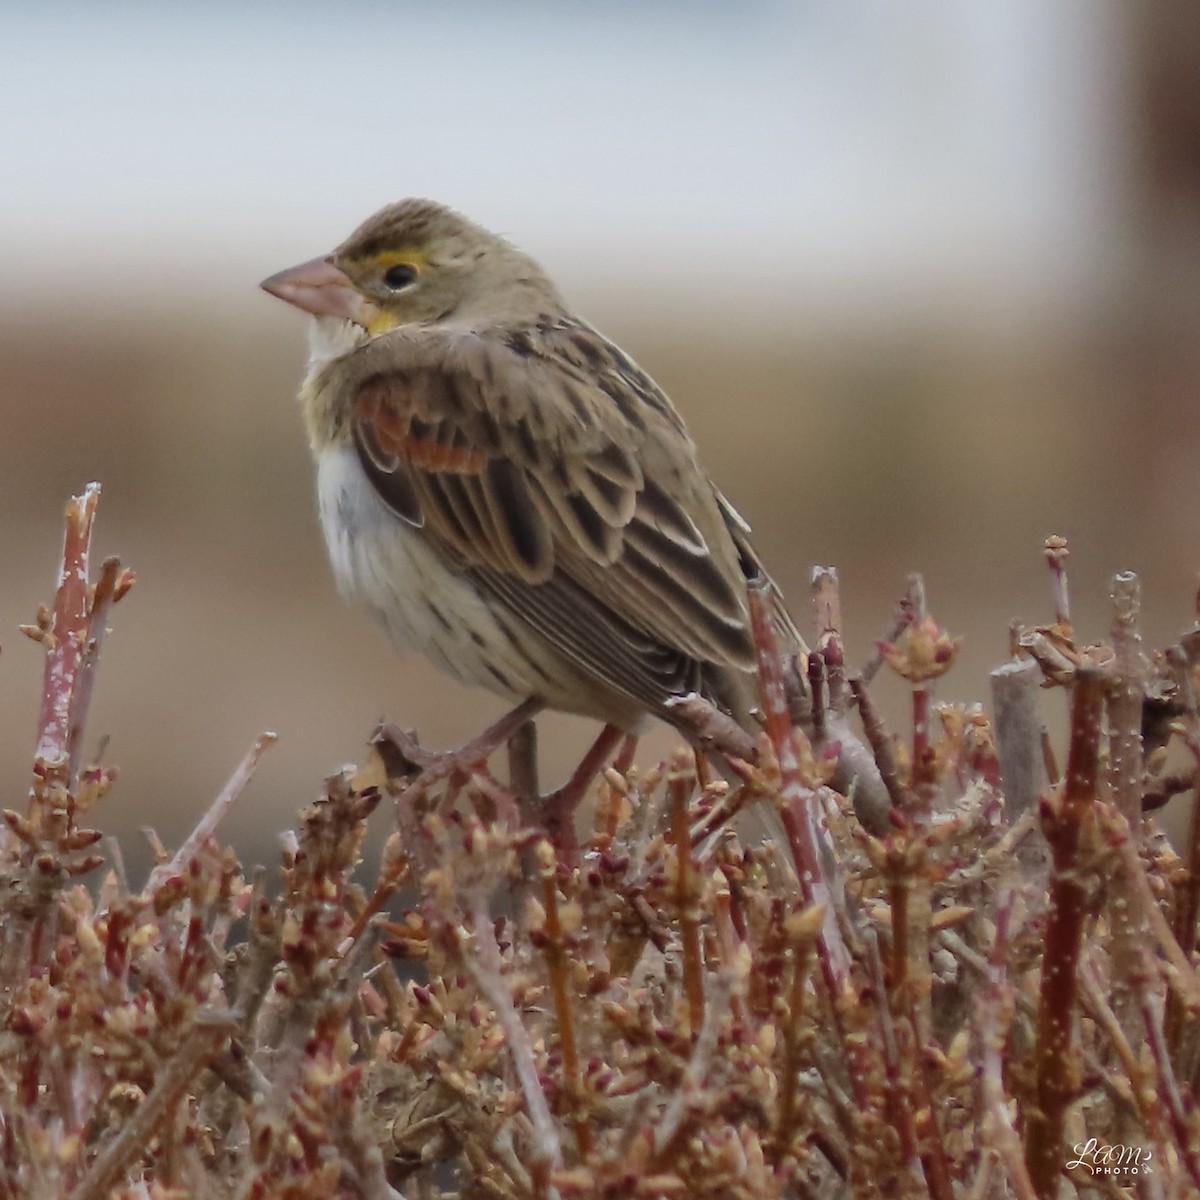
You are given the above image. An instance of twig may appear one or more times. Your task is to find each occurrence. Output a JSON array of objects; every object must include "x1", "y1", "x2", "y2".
[
  {"x1": 848, "y1": 677, "x2": 908, "y2": 814},
  {"x1": 748, "y1": 580, "x2": 851, "y2": 993},
  {"x1": 535, "y1": 840, "x2": 591, "y2": 1158},
  {"x1": 1139, "y1": 984, "x2": 1200, "y2": 1189},
  {"x1": 710, "y1": 868, "x2": 747, "y2": 1026},
  {"x1": 650, "y1": 962, "x2": 734, "y2": 1166},
  {"x1": 874, "y1": 577, "x2": 960, "y2": 806},
  {"x1": 670, "y1": 769, "x2": 705, "y2": 1037},
  {"x1": 374, "y1": 697, "x2": 545, "y2": 787},
  {"x1": 465, "y1": 893, "x2": 563, "y2": 1180},
  {"x1": 812, "y1": 565, "x2": 847, "y2": 714},
  {"x1": 67, "y1": 1010, "x2": 235, "y2": 1200},
  {"x1": 334, "y1": 1114, "x2": 412, "y2": 1200},
  {"x1": 989, "y1": 658, "x2": 1043, "y2": 822},
  {"x1": 1107, "y1": 572, "x2": 1149, "y2": 1035},
  {"x1": 863, "y1": 929, "x2": 927, "y2": 1193},
  {"x1": 976, "y1": 890, "x2": 1039, "y2": 1200},
  {"x1": 858, "y1": 589, "x2": 918, "y2": 686},
  {"x1": 1141, "y1": 770, "x2": 1196, "y2": 813},
  {"x1": 905, "y1": 577, "x2": 932, "y2": 795},
  {"x1": 806, "y1": 642, "x2": 828, "y2": 746},
  {"x1": 1044, "y1": 535, "x2": 1071, "y2": 632},
  {"x1": 508, "y1": 718, "x2": 540, "y2": 825},
  {"x1": 1108, "y1": 571, "x2": 1146, "y2": 830},
  {"x1": 822, "y1": 714, "x2": 892, "y2": 835},
  {"x1": 1025, "y1": 669, "x2": 1105, "y2": 1197},
  {"x1": 543, "y1": 723, "x2": 625, "y2": 854},
  {"x1": 142, "y1": 733, "x2": 277, "y2": 899},
  {"x1": 68, "y1": 556, "x2": 134, "y2": 780},
  {"x1": 1113, "y1": 826, "x2": 1200, "y2": 1011},
  {"x1": 1174, "y1": 726, "x2": 1200, "y2": 963},
  {"x1": 803, "y1": 570, "x2": 893, "y2": 834},
  {"x1": 31, "y1": 483, "x2": 102, "y2": 797},
  {"x1": 1040, "y1": 728, "x2": 1061, "y2": 788},
  {"x1": 345, "y1": 839, "x2": 409, "y2": 950},
  {"x1": 688, "y1": 779, "x2": 757, "y2": 849},
  {"x1": 772, "y1": 905, "x2": 818, "y2": 1151},
  {"x1": 665, "y1": 693, "x2": 757, "y2": 764},
  {"x1": 1078, "y1": 956, "x2": 1169, "y2": 1161},
  {"x1": 1018, "y1": 628, "x2": 1082, "y2": 687}
]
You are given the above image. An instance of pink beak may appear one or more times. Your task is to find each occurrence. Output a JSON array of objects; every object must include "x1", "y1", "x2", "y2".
[{"x1": 260, "y1": 256, "x2": 364, "y2": 321}]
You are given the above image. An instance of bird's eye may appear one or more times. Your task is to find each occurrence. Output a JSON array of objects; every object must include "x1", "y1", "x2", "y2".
[{"x1": 382, "y1": 263, "x2": 417, "y2": 290}]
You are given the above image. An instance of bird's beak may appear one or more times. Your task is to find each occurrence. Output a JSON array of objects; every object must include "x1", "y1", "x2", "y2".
[{"x1": 260, "y1": 256, "x2": 364, "y2": 321}]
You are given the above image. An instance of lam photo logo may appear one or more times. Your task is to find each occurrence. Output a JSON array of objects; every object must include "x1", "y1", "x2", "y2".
[{"x1": 1067, "y1": 1139, "x2": 1153, "y2": 1176}]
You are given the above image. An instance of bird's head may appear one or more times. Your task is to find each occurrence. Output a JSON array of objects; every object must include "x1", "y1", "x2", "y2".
[{"x1": 261, "y1": 199, "x2": 557, "y2": 340}]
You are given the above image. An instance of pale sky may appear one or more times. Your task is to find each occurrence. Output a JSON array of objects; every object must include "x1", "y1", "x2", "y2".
[{"x1": 3, "y1": 1, "x2": 1125, "y2": 318}]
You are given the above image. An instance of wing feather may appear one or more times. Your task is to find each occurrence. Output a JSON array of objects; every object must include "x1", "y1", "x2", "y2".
[
  {"x1": 343, "y1": 318, "x2": 802, "y2": 717},
  {"x1": 480, "y1": 458, "x2": 555, "y2": 580}
]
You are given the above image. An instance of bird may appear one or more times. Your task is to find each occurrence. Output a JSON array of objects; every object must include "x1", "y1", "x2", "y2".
[{"x1": 261, "y1": 199, "x2": 805, "y2": 781}]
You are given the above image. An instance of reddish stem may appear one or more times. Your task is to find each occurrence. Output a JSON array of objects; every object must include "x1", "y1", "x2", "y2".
[
  {"x1": 1024, "y1": 670, "x2": 1104, "y2": 1198},
  {"x1": 747, "y1": 581, "x2": 852, "y2": 991},
  {"x1": 32, "y1": 483, "x2": 101, "y2": 801}
]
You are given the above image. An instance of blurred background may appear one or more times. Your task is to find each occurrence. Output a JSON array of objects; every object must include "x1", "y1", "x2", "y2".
[{"x1": 2, "y1": 1, "x2": 1198, "y2": 872}]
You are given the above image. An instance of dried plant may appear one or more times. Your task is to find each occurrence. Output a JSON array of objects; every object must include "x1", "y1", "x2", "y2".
[{"x1": 1, "y1": 489, "x2": 1198, "y2": 1200}]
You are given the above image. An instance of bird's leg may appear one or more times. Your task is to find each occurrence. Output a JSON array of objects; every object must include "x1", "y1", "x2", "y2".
[
  {"x1": 613, "y1": 733, "x2": 639, "y2": 776},
  {"x1": 508, "y1": 717, "x2": 540, "y2": 829},
  {"x1": 542, "y1": 723, "x2": 627, "y2": 860}
]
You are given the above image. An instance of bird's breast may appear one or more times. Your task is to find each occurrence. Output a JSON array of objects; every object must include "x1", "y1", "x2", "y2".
[
  {"x1": 316, "y1": 445, "x2": 460, "y2": 650},
  {"x1": 315, "y1": 445, "x2": 567, "y2": 706}
]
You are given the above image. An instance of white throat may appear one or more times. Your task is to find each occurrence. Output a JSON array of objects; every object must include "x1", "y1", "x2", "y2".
[{"x1": 306, "y1": 314, "x2": 369, "y2": 373}]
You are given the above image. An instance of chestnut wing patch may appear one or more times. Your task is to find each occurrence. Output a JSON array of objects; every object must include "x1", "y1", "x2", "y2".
[
  {"x1": 347, "y1": 326, "x2": 770, "y2": 713},
  {"x1": 354, "y1": 371, "x2": 555, "y2": 581}
]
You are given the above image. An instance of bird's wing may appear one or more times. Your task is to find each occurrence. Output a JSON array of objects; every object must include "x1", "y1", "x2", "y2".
[{"x1": 345, "y1": 318, "x2": 795, "y2": 712}]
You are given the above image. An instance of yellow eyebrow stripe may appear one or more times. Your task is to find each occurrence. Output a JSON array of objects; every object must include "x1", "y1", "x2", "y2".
[{"x1": 373, "y1": 248, "x2": 427, "y2": 270}]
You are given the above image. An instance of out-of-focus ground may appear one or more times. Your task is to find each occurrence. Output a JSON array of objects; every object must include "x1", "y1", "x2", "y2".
[{"x1": 2, "y1": 3, "x2": 1198, "y2": 870}]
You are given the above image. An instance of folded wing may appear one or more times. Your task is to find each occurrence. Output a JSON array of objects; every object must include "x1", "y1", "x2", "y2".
[{"x1": 348, "y1": 318, "x2": 800, "y2": 716}]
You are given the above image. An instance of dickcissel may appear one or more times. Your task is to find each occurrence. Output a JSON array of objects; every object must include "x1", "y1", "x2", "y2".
[{"x1": 262, "y1": 199, "x2": 803, "y2": 743}]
